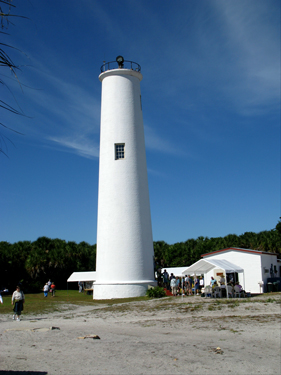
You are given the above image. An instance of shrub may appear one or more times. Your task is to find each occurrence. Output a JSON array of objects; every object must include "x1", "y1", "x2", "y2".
[{"x1": 146, "y1": 286, "x2": 166, "y2": 298}]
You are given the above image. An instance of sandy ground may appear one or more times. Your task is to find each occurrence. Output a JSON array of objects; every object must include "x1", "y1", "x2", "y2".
[{"x1": 0, "y1": 294, "x2": 280, "y2": 375}]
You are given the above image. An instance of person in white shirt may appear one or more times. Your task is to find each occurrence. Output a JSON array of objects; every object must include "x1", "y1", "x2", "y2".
[
  {"x1": 170, "y1": 277, "x2": 177, "y2": 296},
  {"x1": 43, "y1": 283, "x2": 49, "y2": 297},
  {"x1": 11, "y1": 286, "x2": 25, "y2": 321}
]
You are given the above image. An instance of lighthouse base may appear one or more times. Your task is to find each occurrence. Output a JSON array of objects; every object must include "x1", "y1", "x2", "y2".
[{"x1": 93, "y1": 280, "x2": 157, "y2": 300}]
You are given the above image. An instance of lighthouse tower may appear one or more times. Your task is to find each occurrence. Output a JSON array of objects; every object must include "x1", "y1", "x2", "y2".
[{"x1": 94, "y1": 56, "x2": 156, "y2": 299}]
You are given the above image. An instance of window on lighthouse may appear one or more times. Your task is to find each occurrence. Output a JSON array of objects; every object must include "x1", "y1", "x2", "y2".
[{"x1": 115, "y1": 143, "x2": 125, "y2": 160}]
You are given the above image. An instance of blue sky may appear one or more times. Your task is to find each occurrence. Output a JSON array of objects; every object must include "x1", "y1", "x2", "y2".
[{"x1": 1, "y1": 0, "x2": 280, "y2": 245}]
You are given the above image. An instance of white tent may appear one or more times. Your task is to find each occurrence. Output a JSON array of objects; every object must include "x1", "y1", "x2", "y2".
[
  {"x1": 182, "y1": 259, "x2": 244, "y2": 298},
  {"x1": 182, "y1": 259, "x2": 244, "y2": 275},
  {"x1": 67, "y1": 271, "x2": 96, "y2": 282}
]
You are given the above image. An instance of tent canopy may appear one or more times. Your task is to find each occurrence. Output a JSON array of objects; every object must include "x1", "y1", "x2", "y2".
[
  {"x1": 67, "y1": 271, "x2": 96, "y2": 282},
  {"x1": 182, "y1": 259, "x2": 244, "y2": 275}
]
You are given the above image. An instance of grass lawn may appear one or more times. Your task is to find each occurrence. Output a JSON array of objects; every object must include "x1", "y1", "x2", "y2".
[
  {"x1": 1, "y1": 291, "x2": 279, "y2": 316},
  {"x1": 0, "y1": 290, "x2": 148, "y2": 315}
]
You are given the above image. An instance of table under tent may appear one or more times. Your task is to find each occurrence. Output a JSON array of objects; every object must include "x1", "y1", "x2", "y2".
[{"x1": 182, "y1": 259, "x2": 245, "y2": 298}]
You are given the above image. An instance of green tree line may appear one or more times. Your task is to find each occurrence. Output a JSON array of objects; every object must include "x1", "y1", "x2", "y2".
[
  {"x1": 0, "y1": 237, "x2": 96, "y2": 292},
  {"x1": 154, "y1": 222, "x2": 281, "y2": 269},
  {"x1": 1, "y1": 220, "x2": 280, "y2": 292}
]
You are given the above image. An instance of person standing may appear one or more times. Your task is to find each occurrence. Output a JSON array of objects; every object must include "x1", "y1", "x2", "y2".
[
  {"x1": 210, "y1": 276, "x2": 217, "y2": 289},
  {"x1": 199, "y1": 276, "x2": 204, "y2": 292},
  {"x1": 175, "y1": 277, "x2": 180, "y2": 295},
  {"x1": 194, "y1": 276, "x2": 200, "y2": 295},
  {"x1": 184, "y1": 275, "x2": 188, "y2": 294},
  {"x1": 162, "y1": 269, "x2": 169, "y2": 289},
  {"x1": 50, "y1": 282, "x2": 56, "y2": 297},
  {"x1": 11, "y1": 286, "x2": 25, "y2": 321},
  {"x1": 78, "y1": 281, "x2": 83, "y2": 293},
  {"x1": 187, "y1": 275, "x2": 192, "y2": 295},
  {"x1": 156, "y1": 267, "x2": 162, "y2": 287},
  {"x1": 43, "y1": 283, "x2": 49, "y2": 297},
  {"x1": 170, "y1": 277, "x2": 177, "y2": 296}
]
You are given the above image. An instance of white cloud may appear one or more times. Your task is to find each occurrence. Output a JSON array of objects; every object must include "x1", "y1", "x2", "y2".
[
  {"x1": 144, "y1": 124, "x2": 191, "y2": 157},
  {"x1": 7, "y1": 51, "x2": 102, "y2": 157},
  {"x1": 47, "y1": 135, "x2": 99, "y2": 159},
  {"x1": 212, "y1": 0, "x2": 280, "y2": 114}
]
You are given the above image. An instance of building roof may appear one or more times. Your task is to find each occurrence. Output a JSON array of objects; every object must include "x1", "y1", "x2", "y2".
[
  {"x1": 201, "y1": 247, "x2": 278, "y2": 258},
  {"x1": 67, "y1": 271, "x2": 96, "y2": 282},
  {"x1": 182, "y1": 259, "x2": 244, "y2": 275}
]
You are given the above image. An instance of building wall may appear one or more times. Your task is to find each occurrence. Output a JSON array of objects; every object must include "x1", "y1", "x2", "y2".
[
  {"x1": 260, "y1": 253, "x2": 280, "y2": 282},
  {"x1": 203, "y1": 250, "x2": 263, "y2": 293},
  {"x1": 205, "y1": 268, "x2": 225, "y2": 287}
]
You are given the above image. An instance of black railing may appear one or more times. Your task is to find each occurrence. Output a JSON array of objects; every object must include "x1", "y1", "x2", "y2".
[{"x1": 100, "y1": 60, "x2": 141, "y2": 73}]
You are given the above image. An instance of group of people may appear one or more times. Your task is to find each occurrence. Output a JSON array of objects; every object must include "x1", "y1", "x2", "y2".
[
  {"x1": 209, "y1": 275, "x2": 245, "y2": 296},
  {"x1": 7, "y1": 279, "x2": 55, "y2": 322},
  {"x1": 43, "y1": 279, "x2": 56, "y2": 297},
  {"x1": 159, "y1": 269, "x2": 245, "y2": 297},
  {"x1": 161, "y1": 269, "x2": 204, "y2": 296}
]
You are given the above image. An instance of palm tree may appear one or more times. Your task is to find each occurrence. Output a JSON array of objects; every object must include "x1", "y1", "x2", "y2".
[{"x1": 0, "y1": 0, "x2": 29, "y2": 155}]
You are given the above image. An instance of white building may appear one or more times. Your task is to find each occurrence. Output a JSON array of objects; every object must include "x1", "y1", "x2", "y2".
[
  {"x1": 183, "y1": 247, "x2": 281, "y2": 294},
  {"x1": 94, "y1": 56, "x2": 155, "y2": 299}
]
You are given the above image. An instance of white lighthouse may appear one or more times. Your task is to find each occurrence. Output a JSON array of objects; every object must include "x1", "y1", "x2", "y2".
[{"x1": 93, "y1": 56, "x2": 156, "y2": 299}]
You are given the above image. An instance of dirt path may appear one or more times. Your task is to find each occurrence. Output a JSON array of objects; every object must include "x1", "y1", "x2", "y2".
[{"x1": 1, "y1": 294, "x2": 280, "y2": 374}]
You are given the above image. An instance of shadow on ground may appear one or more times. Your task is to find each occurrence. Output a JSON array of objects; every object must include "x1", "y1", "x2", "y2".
[{"x1": 0, "y1": 372, "x2": 47, "y2": 375}]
